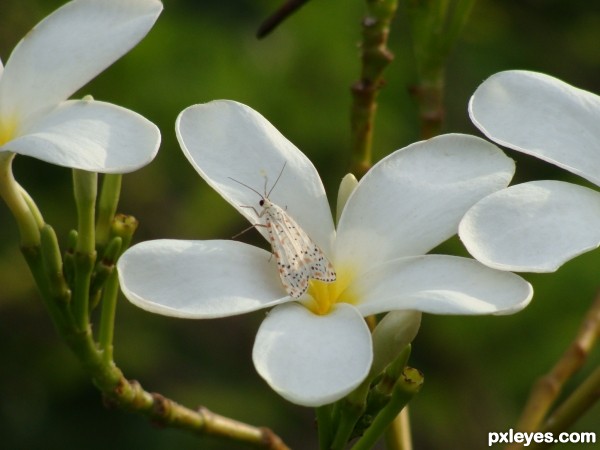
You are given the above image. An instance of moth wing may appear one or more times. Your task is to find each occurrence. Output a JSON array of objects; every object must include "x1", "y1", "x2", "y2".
[{"x1": 266, "y1": 203, "x2": 336, "y2": 298}]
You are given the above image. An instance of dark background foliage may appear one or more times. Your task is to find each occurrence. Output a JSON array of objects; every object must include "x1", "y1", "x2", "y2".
[{"x1": 0, "y1": 1, "x2": 599, "y2": 448}]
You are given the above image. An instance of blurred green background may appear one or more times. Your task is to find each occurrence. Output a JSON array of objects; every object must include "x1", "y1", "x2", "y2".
[{"x1": 1, "y1": 0, "x2": 600, "y2": 448}]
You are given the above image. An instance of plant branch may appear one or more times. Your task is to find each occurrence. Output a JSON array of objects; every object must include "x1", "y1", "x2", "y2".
[
  {"x1": 350, "y1": 0, "x2": 398, "y2": 178},
  {"x1": 22, "y1": 240, "x2": 291, "y2": 450},
  {"x1": 407, "y1": 0, "x2": 477, "y2": 139},
  {"x1": 506, "y1": 290, "x2": 600, "y2": 450},
  {"x1": 513, "y1": 291, "x2": 600, "y2": 435},
  {"x1": 257, "y1": 0, "x2": 311, "y2": 38}
]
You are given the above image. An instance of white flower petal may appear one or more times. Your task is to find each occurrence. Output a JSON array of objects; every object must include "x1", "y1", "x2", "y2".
[
  {"x1": 2, "y1": 100, "x2": 159, "y2": 173},
  {"x1": 117, "y1": 239, "x2": 290, "y2": 318},
  {"x1": 176, "y1": 101, "x2": 335, "y2": 255},
  {"x1": 252, "y1": 302, "x2": 372, "y2": 406},
  {"x1": 460, "y1": 180, "x2": 600, "y2": 272},
  {"x1": 351, "y1": 255, "x2": 532, "y2": 316},
  {"x1": 335, "y1": 134, "x2": 514, "y2": 271},
  {"x1": 0, "y1": 0, "x2": 162, "y2": 123},
  {"x1": 469, "y1": 70, "x2": 600, "y2": 186}
]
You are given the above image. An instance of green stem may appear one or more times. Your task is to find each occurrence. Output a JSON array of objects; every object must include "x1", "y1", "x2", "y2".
[
  {"x1": 73, "y1": 169, "x2": 97, "y2": 254},
  {"x1": 351, "y1": 367, "x2": 423, "y2": 450},
  {"x1": 316, "y1": 404, "x2": 335, "y2": 450},
  {"x1": 21, "y1": 244, "x2": 72, "y2": 332},
  {"x1": 97, "y1": 271, "x2": 119, "y2": 364},
  {"x1": 40, "y1": 224, "x2": 71, "y2": 304},
  {"x1": 96, "y1": 174, "x2": 122, "y2": 250},
  {"x1": 21, "y1": 219, "x2": 290, "y2": 449},
  {"x1": 409, "y1": 70, "x2": 445, "y2": 140},
  {"x1": 60, "y1": 316, "x2": 290, "y2": 449},
  {"x1": 97, "y1": 215, "x2": 137, "y2": 363},
  {"x1": 0, "y1": 152, "x2": 41, "y2": 246},
  {"x1": 18, "y1": 183, "x2": 45, "y2": 228},
  {"x1": 72, "y1": 169, "x2": 98, "y2": 330},
  {"x1": 407, "y1": 0, "x2": 478, "y2": 139},
  {"x1": 330, "y1": 383, "x2": 370, "y2": 450},
  {"x1": 350, "y1": 0, "x2": 398, "y2": 178}
]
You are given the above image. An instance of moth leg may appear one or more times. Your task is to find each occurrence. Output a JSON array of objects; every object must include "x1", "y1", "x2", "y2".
[
  {"x1": 240, "y1": 204, "x2": 262, "y2": 217},
  {"x1": 231, "y1": 222, "x2": 267, "y2": 239}
]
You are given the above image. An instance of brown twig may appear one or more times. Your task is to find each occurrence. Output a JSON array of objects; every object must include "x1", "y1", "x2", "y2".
[
  {"x1": 506, "y1": 290, "x2": 600, "y2": 449},
  {"x1": 257, "y1": 0, "x2": 311, "y2": 38},
  {"x1": 350, "y1": 0, "x2": 398, "y2": 178}
]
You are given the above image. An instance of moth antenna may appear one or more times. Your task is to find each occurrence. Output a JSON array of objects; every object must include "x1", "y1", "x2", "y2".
[
  {"x1": 228, "y1": 177, "x2": 264, "y2": 199},
  {"x1": 267, "y1": 162, "x2": 287, "y2": 198}
]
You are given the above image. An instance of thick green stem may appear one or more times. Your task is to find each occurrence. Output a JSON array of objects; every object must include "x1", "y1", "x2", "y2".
[
  {"x1": 350, "y1": 0, "x2": 398, "y2": 178},
  {"x1": 21, "y1": 221, "x2": 290, "y2": 449},
  {"x1": 60, "y1": 316, "x2": 290, "y2": 449},
  {"x1": 73, "y1": 169, "x2": 97, "y2": 254},
  {"x1": 409, "y1": 71, "x2": 444, "y2": 139},
  {"x1": 0, "y1": 152, "x2": 41, "y2": 246},
  {"x1": 97, "y1": 268, "x2": 119, "y2": 363},
  {"x1": 21, "y1": 244, "x2": 72, "y2": 332},
  {"x1": 72, "y1": 169, "x2": 98, "y2": 330},
  {"x1": 330, "y1": 383, "x2": 370, "y2": 450},
  {"x1": 316, "y1": 404, "x2": 335, "y2": 450}
]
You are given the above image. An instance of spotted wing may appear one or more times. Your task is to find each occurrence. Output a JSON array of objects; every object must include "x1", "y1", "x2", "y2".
[{"x1": 264, "y1": 203, "x2": 336, "y2": 298}]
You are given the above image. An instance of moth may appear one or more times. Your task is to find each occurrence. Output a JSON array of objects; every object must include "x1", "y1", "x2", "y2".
[{"x1": 229, "y1": 163, "x2": 336, "y2": 298}]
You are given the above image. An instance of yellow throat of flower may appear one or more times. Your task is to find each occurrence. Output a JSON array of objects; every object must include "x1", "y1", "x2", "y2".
[
  {"x1": 0, "y1": 116, "x2": 18, "y2": 146},
  {"x1": 303, "y1": 266, "x2": 357, "y2": 315}
]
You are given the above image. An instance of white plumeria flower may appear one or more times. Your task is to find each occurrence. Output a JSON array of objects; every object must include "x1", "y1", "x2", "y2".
[
  {"x1": 0, "y1": 0, "x2": 162, "y2": 172},
  {"x1": 460, "y1": 70, "x2": 600, "y2": 272},
  {"x1": 117, "y1": 100, "x2": 533, "y2": 406}
]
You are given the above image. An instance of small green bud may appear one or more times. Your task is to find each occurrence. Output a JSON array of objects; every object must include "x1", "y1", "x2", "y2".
[{"x1": 90, "y1": 236, "x2": 123, "y2": 307}]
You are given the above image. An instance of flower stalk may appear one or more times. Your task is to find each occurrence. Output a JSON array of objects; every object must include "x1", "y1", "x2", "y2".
[
  {"x1": 350, "y1": 0, "x2": 398, "y2": 178},
  {"x1": 407, "y1": 0, "x2": 477, "y2": 139},
  {"x1": 0, "y1": 153, "x2": 41, "y2": 247},
  {"x1": 96, "y1": 174, "x2": 123, "y2": 250},
  {"x1": 72, "y1": 169, "x2": 98, "y2": 330}
]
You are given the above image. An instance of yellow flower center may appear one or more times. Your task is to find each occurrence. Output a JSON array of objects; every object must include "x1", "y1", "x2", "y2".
[
  {"x1": 302, "y1": 266, "x2": 358, "y2": 315},
  {"x1": 0, "y1": 116, "x2": 18, "y2": 146}
]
